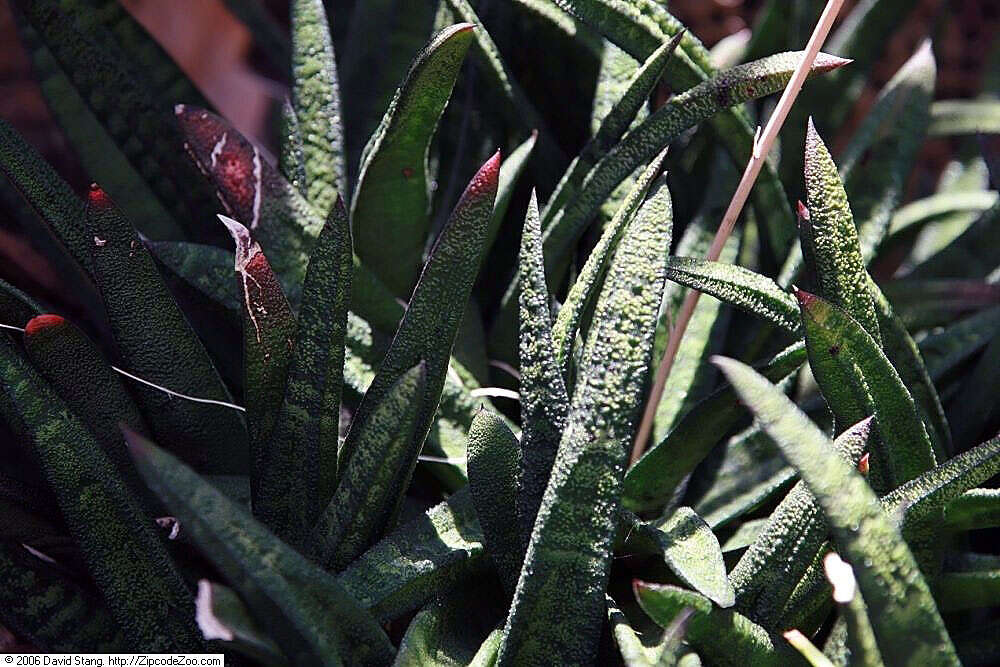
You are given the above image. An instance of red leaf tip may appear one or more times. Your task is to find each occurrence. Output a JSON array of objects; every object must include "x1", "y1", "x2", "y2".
[
  {"x1": 857, "y1": 453, "x2": 870, "y2": 476},
  {"x1": 813, "y1": 53, "x2": 853, "y2": 72},
  {"x1": 796, "y1": 200, "x2": 810, "y2": 221},
  {"x1": 794, "y1": 288, "x2": 817, "y2": 307},
  {"x1": 24, "y1": 314, "x2": 66, "y2": 336},
  {"x1": 87, "y1": 184, "x2": 113, "y2": 208}
]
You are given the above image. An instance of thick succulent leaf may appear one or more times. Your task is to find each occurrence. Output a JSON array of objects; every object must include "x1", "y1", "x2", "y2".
[
  {"x1": 175, "y1": 106, "x2": 324, "y2": 300},
  {"x1": 337, "y1": 488, "x2": 485, "y2": 624},
  {"x1": 730, "y1": 418, "x2": 874, "y2": 626},
  {"x1": 715, "y1": 356, "x2": 960, "y2": 666},
  {"x1": 634, "y1": 582, "x2": 793, "y2": 667},
  {"x1": 797, "y1": 290, "x2": 935, "y2": 491},
  {"x1": 551, "y1": 150, "x2": 670, "y2": 373},
  {"x1": 278, "y1": 98, "x2": 308, "y2": 195},
  {"x1": 928, "y1": 100, "x2": 1000, "y2": 136},
  {"x1": 516, "y1": 191, "x2": 570, "y2": 552},
  {"x1": 623, "y1": 508, "x2": 735, "y2": 608},
  {"x1": 219, "y1": 216, "x2": 296, "y2": 525},
  {"x1": 650, "y1": 215, "x2": 738, "y2": 442},
  {"x1": 311, "y1": 364, "x2": 426, "y2": 570},
  {"x1": 882, "y1": 433, "x2": 1000, "y2": 538},
  {"x1": 867, "y1": 279, "x2": 951, "y2": 458},
  {"x1": 147, "y1": 241, "x2": 242, "y2": 312},
  {"x1": 336, "y1": 153, "x2": 499, "y2": 514},
  {"x1": 624, "y1": 342, "x2": 806, "y2": 512},
  {"x1": 549, "y1": 0, "x2": 801, "y2": 256},
  {"x1": 290, "y1": 0, "x2": 346, "y2": 213},
  {"x1": 539, "y1": 52, "x2": 847, "y2": 280},
  {"x1": 0, "y1": 118, "x2": 91, "y2": 275},
  {"x1": 943, "y1": 488, "x2": 1000, "y2": 532},
  {"x1": 268, "y1": 196, "x2": 353, "y2": 529},
  {"x1": 823, "y1": 558, "x2": 884, "y2": 667},
  {"x1": 540, "y1": 34, "x2": 681, "y2": 230},
  {"x1": 22, "y1": 314, "x2": 149, "y2": 495},
  {"x1": 87, "y1": 186, "x2": 247, "y2": 474},
  {"x1": 801, "y1": 120, "x2": 881, "y2": 342},
  {"x1": 195, "y1": 581, "x2": 287, "y2": 665},
  {"x1": 11, "y1": 0, "x2": 214, "y2": 235},
  {"x1": 351, "y1": 23, "x2": 475, "y2": 297},
  {"x1": 0, "y1": 541, "x2": 127, "y2": 652},
  {"x1": 467, "y1": 409, "x2": 522, "y2": 594},
  {"x1": 498, "y1": 173, "x2": 671, "y2": 666},
  {"x1": 663, "y1": 257, "x2": 801, "y2": 334},
  {"x1": 125, "y1": 429, "x2": 394, "y2": 666},
  {"x1": 392, "y1": 585, "x2": 501, "y2": 667},
  {"x1": 607, "y1": 597, "x2": 688, "y2": 667},
  {"x1": 0, "y1": 341, "x2": 199, "y2": 650},
  {"x1": 841, "y1": 41, "x2": 935, "y2": 261}
]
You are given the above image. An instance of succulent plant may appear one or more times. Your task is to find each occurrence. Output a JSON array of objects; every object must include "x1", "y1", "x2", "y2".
[{"x1": 1, "y1": 0, "x2": 999, "y2": 665}]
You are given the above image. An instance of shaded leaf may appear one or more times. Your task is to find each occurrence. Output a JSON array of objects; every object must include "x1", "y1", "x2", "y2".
[
  {"x1": 87, "y1": 186, "x2": 247, "y2": 473},
  {"x1": 467, "y1": 409, "x2": 522, "y2": 594},
  {"x1": 195, "y1": 580, "x2": 287, "y2": 665},
  {"x1": 624, "y1": 342, "x2": 806, "y2": 513},
  {"x1": 928, "y1": 100, "x2": 1000, "y2": 136},
  {"x1": 0, "y1": 340, "x2": 199, "y2": 650},
  {"x1": 126, "y1": 428, "x2": 394, "y2": 666},
  {"x1": 311, "y1": 364, "x2": 426, "y2": 570}
]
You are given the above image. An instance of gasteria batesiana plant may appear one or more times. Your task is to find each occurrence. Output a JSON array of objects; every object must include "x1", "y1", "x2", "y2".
[{"x1": 1, "y1": 0, "x2": 999, "y2": 664}]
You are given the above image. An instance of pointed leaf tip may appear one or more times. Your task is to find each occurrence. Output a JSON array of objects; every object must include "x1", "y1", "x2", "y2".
[
  {"x1": 813, "y1": 53, "x2": 853, "y2": 72},
  {"x1": 87, "y1": 183, "x2": 112, "y2": 208},
  {"x1": 216, "y1": 215, "x2": 257, "y2": 270},
  {"x1": 796, "y1": 200, "x2": 810, "y2": 220},
  {"x1": 794, "y1": 288, "x2": 817, "y2": 307}
]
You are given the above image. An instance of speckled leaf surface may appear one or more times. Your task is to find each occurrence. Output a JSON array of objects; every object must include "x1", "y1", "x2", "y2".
[
  {"x1": 798, "y1": 290, "x2": 935, "y2": 492},
  {"x1": 635, "y1": 582, "x2": 793, "y2": 667},
  {"x1": 290, "y1": 0, "x2": 345, "y2": 213},
  {"x1": 467, "y1": 409, "x2": 522, "y2": 593},
  {"x1": 86, "y1": 186, "x2": 247, "y2": 474},
  {"x1": 22, "y1": 314, "x2": 149, "y2": 494},
  {"x1": 311, "y1": 364, "x2": 425, "y2": 570},
  {"x1": 0, "y1": 340, "x2": 200, "y2": 651},
  {"x1": 351, "y1": 24, "x2": 474, "y2": 297},
  {"x1": 731, "y1": 418, "x2": 874, "y2": 626},
  {"x1": 126, "y1": 428, "x2": 394, "y2": 666},
  {"x1": 716, "y1": 356, "x2": 959, "y2": 666},
  {"x1": 0, "y1": 541, "x2": 127, "y2": 652},
  {"x1": 267, "y1": 196, "x2": 353, "y2": 530},
  {"x1": 802, "y1": 120, "x2": 881, "y2": 342},
  {"x1": 498, "y1": 172, "x2": 671, "y2": 666},
  {"x1": 337, "y1": 152, "x2": 498, "y2": 510},
  {"x1": 551, "y1": 150, "x2": 669, "y2": 375},
  {"x1": 516, "y1": 191, "x2": 569, "y2": 554},
  {"x1": 337, "y1": 488, "x2": 485, "y2": 624}
]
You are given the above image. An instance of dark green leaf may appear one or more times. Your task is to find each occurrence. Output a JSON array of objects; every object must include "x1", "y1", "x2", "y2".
[
  {"x1": 498, "y1": 167, "x2": 671, "y2": 665},
  {"x1": 87, "y1": 186, "x2": 247, "y2": 474},
  {"x1": 467, "y1": 409, "x2": 522, "y2": 593},
  {"x1": 126, "y1": 428, "x2": 395, "y2": 666}
]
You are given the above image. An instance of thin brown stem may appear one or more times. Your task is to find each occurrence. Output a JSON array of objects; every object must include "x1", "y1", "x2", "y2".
[{"x1": 629, "y1": 0, "x2": 848, "y2": 465}]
